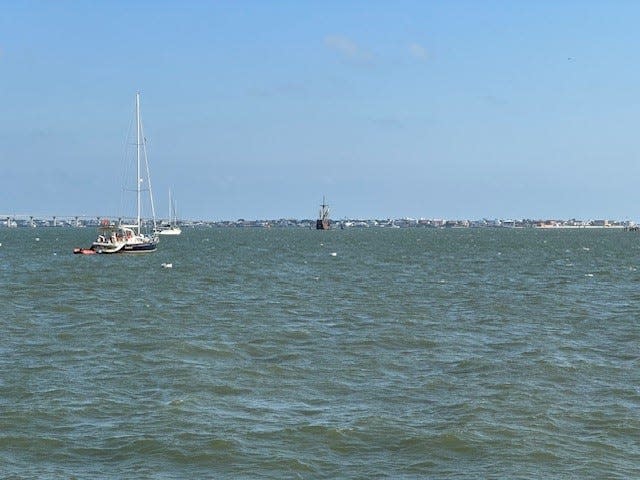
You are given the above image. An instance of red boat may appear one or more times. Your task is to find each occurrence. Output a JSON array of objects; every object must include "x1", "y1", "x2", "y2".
[{"x1": 73, "y1": 247, "x2": 97, "y2": 255}]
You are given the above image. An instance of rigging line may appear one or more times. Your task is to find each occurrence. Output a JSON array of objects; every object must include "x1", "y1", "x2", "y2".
[
  {"x1": 119, "y1": 101, "x2": 136, "y2": 219},
  {"x1": 139, "y1": 116, "x2": 157, "y2": 230}
]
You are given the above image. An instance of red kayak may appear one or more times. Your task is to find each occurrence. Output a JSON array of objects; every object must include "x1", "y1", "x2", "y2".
[{"x1": 73, "y1": 248, "x2": 97, "y2": 255}]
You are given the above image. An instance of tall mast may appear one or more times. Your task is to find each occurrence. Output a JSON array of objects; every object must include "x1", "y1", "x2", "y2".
[
  {"x1": 136, "y1": 92, "x2": 142, "y2": 234},
  {"x1": 320, "y1": 196, "x2": 329, "y2": 220}
]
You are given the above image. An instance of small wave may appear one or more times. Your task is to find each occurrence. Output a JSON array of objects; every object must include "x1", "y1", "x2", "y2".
[
  {"x1": 0, "y1": 435, "x2": 64, "y2": 451},
  {"x1": 210, "y1": 384, "x2": 252, "y2": 396}
]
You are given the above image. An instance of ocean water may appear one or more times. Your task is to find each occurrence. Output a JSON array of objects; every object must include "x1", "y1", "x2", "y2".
[{"x1": 1, "y1": 227, "x2": 639, "y2": 478}]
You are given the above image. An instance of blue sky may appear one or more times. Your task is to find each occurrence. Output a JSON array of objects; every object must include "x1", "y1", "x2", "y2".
[{"x1": 2, "y1": 1, "x2": 640, "y2": 221}]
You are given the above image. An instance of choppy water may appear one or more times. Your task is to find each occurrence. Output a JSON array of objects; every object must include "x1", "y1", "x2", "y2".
[{"x1": 1, "y1": 227, "x2": 639, "y2": 478}]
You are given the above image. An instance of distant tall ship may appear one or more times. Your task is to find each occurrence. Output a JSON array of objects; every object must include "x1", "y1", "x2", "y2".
[{"x1": 316, "y1": 196, "x2": 330, "y2": 230}]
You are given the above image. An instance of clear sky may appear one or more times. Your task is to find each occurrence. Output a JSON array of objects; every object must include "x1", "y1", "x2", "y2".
[{"x1": 2, "y1": 1, "x2": 640, "y2": 221}]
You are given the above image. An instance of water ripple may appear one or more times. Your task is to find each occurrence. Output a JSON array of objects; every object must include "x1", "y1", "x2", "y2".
[{"x1": 1, "y1": 228, "x2": 639, "y2": 477}]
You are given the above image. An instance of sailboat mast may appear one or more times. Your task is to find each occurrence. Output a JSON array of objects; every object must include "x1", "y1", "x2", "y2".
[{"x1": 136, "y1": 92, "x2": 142, "y2": 234}]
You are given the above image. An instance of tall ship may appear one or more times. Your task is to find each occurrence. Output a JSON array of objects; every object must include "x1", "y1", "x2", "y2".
[
  {"x1": 316, "y1": 196, "x2": 330, "y2": 230},
  {"x1": 74, "y1": 92, "x2": 159, "y2": 254}
]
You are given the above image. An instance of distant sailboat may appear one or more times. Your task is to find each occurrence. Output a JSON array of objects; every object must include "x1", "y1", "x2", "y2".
[
  {"x1": 74, "y1": 92, "x2": 159, "y2": 254},
  {"x1": 155, "y1": 189, "x2": 182, "y2": 236},
  {"x1": 316, "y1": 196, "x2": 330, "y2": 230}
]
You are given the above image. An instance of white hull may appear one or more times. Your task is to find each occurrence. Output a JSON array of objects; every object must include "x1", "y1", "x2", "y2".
[
  {"x1": 90, "y1": 224, "x2": 158, "y2": 253},
  {"x1": 156, "y1": 227, "x2": 182, "y2": 236}
]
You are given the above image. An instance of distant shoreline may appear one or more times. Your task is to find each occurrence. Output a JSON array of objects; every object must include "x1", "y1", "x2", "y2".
[{"x1": 0, "y1": 216, "x2": 636, "y2": 230}]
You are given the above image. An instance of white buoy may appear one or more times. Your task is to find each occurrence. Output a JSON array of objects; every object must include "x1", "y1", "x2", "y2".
[
  {"x1": 35, "y1": 238, "x2": 40, "y2": 242},
  {"x1": 330, "y1": 252, "x2": 337, "y2": 257}
]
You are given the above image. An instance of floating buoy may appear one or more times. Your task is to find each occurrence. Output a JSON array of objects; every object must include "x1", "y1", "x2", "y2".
[
  {"x1": 35, "y1": 238, "x2": 40, "y2": 241},
  {"x1": 330, "y1": 252, "x2": 337, "y2": 257}
]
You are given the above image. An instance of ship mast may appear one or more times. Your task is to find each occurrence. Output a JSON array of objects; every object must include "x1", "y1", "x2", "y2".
[
  {"x1": 136, "y1": 91, "x2": 141, "y2": 234},
  {"x1": 320, "y1": 196, "x2": 329, "y2": 220},
  {"x1": 169, "y1": 188, "x2": 173, "y2": 225}
]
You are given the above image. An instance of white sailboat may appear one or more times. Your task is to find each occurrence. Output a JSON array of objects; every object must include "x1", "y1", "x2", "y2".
[
  {"x1": 155, "y1": 189, "x2": 182, "y2": 236},
  {"x1": 75, "y1": 92, "x2": 159, "y2": 254}
]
